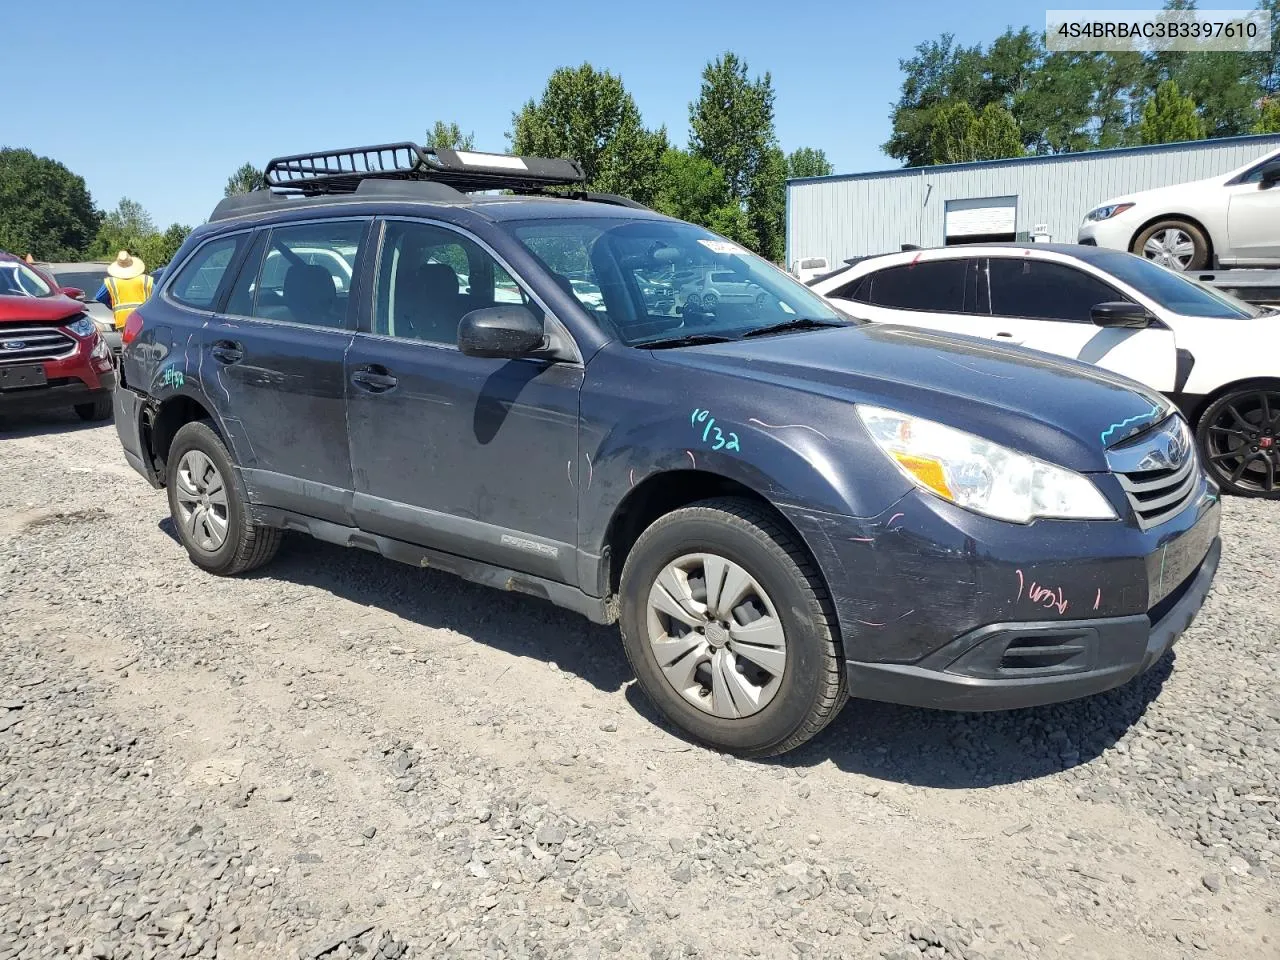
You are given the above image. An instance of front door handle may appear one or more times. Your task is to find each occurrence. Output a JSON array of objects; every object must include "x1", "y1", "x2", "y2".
[
  {"x1": 994, "y1": 331, "x2": 1022, "y2": 343},
  {"x1": 351, "y1": 367, "x2": 399, "y2": 393},
  {"x1": 211, "y1": 340, "x2": 244, "y2": 364}
]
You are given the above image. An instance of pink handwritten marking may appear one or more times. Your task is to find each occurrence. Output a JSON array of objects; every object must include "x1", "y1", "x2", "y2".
[
  {"x1": 686, "y1": 450, "x2": 696, "y2": 468},
  {"x1": 748, "y1": 418, "x2": 831, "y2": 442},
  {"x1": 887, "y1": 512, "x2": 904, "y2": 529},
  {"x1": 1014, "y1": 569, "x2": 1068, "y2": 614},
  {"x1": 1094, "y1": 588, "x2": 1101, "y2": 611}
]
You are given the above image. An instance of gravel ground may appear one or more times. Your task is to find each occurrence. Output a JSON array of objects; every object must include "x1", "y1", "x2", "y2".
[{"x1": 1, "y1": 411, "x2": 1277, "y2": 960}]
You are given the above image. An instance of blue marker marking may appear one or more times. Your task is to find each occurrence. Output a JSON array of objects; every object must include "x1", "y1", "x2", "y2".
[
  {"x1": 690, "y1": 408, "x2": 741, "y2": 453},
  {"x1": 1100, "y1": 401, "x2": 1161, "y2": 446}
]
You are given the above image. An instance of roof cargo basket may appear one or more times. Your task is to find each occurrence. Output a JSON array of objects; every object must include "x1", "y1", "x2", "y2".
[{"x1": 264, "y1": 142, "x2": 587, "y2": 196}]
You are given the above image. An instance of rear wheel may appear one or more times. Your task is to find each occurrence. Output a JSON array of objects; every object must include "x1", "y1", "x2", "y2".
[
  {"x1": 1132, "y1": 219, "x2": 1209, "y2": 272},
  {"x1": 74, "y1": 397, "x2": 112, "y2": 422},
  {"x1": 166, "y1": 420, "x2": 282, "y2": 574},
  {"x1": 618, "y1": 498, "x2": 847, "y2": 757},
  {"x1": 1196, "y1": 384, "x2": 1280, "y2": 498}
]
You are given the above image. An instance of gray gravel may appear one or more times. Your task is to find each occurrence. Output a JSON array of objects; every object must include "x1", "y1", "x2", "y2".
[{"x1": 1, "y1": 411, "x2": 1278, "y2": 959}]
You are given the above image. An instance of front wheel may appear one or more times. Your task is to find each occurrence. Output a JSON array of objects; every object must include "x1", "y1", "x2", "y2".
[
  {"x1": 74, "y1": 397, "x2": 112, "y2": 422},
  {"x1": 166, "y1": 420, "x2": 282, "y2": 574},
  {"x1": 618, "y1": 498, "x2": 847, "y2": 757},
  {"x1": 1196, "y1": 383, "x2": 1280, "y2": 497},
  {"x1": 1132, "y1": 219, "x2": 1209, "y2": 272}
]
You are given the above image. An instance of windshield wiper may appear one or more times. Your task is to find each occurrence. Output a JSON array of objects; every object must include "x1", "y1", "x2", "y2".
[
  {"x1": 641, "y1": 333, "x2": 739, "y2": 349},
  {"x1": 740, "y1": 317, "x2": 846, "y2": 339}
]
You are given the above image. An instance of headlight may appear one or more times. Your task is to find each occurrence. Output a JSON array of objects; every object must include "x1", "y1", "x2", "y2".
[
  {"x1": 856, "y1": 405, "x2": 1116, "y2": 523},
  {"x1": 1084, "y1": 202, "x2": 1134, "y2": 222},
  {"x1": 66, "y1": 315, "x2": 97, "y2": 338}
]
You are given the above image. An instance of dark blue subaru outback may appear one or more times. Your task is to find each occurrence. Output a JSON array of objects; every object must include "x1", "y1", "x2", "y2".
[{"x1": 114, "y1": 143, "x2": 1221, "y2": 756}]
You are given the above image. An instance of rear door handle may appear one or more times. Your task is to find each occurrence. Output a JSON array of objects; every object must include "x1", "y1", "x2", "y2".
[
  {"x1": 351, "y1": 367, "x2": 399, "y2": 393},
  {"x1": 211, "y1": 340, "x2": 244, "y2": 364}
]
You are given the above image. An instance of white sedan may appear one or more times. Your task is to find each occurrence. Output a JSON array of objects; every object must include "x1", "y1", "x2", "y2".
[
  {"x1": 812, "y1": 243, "x2": 1280, "y2": 498},
  {"x1": 1078, "y1": 148, "x2": 1280, "y2": 271}
]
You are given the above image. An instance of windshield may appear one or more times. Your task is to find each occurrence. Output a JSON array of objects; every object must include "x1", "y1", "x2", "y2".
[
  {"x1": 0, "y1": 261, "x2": 55, "y2": 298},
  {"x1": 510, "y1": 217, "x2": 848, "y2": 345},
  {"x1": 51, "y1": 270, "x2": 107, "y2": 294},
  {"x1": 1098, "y1": 252, "x2": 1263, "y2": 318}
]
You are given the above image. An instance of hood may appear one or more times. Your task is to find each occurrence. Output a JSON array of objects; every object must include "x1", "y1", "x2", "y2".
[
  {"x1": 659, "y1": 324, "x2": 1171, "y2": 472},
  {"x1": 0, "y1": 293, "x2": 85, "y2": 325}
]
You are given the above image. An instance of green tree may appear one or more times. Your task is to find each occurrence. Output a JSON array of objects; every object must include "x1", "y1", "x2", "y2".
[
  {"x1": 785, "y1": 147, "x2": 833, "y2": 179},
  {"x1": 1139, "y1": 80, "x2": 1207, "y2": 144},
  {"x1": 89, "y1": 199, "x2": 156, "y2": 259},
  {"x1": 747, "y1": 145, "x2": 787, "y2": 263},
  {"x1": 426, "y1": 121, "x2": 476, "y2": 151},
  {"x1": 510, "y1": 63, "x2": 668, "y2": 205},
  {"x1": 1255, "y1": 98, "x2": 1280, "y2": 133},
  {"x1": 688, "y1": 52, "x2": 785, "y2": 258},
  {"x1": 224, "y1": 163, "x2": 264, "y2": 197},
  {"x1": 137, "y1": 223, "x2": 192, "y2": 269},
  {"x1": 973, "y1": 103, "x2": 1025, "y2": 159},
  {"x1": 653, "y1": 150, "x2": 758, "y2": 249},
  {"x1": 883, "y1": 34, "x2": 989, "y2": 165},
  {"x1": 924, "y1": 102, "x2": 1023, "y2": 163},
  {"x1": 0, "y1": 148, "x2": 100, "y2": 260}
]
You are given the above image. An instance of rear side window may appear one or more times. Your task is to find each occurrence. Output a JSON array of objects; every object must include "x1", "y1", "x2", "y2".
[
  {"x1": 827, "y1": 274, "x2": 871, "y2": 303},
  {"x1": 168, "y1": 234, "x2": 245, "y2": 309},
  {"x1": 223, "y1": 220, "x2": 367, "y2": 328},
  {"x1": 866, "y1": 261, "x2": 966, "y2": 312},
  {"x1": 988, "y1": 258, "x2": 1123, "y2": 322}
]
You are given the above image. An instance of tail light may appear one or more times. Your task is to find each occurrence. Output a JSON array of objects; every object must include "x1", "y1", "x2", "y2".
[{"x1": 122, "y1": 312, "x2": 144, "y2": 346}]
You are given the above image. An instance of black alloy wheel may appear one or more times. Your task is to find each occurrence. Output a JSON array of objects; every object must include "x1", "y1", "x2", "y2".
[{"x1": 1197, "y1": 387, "x2": 1280, "y2": 497}]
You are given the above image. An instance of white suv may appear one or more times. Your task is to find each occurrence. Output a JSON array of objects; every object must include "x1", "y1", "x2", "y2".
[
  {"x1": 813, "y1": 243, "x2": 1280, "y2": 498},
  {"x1": 1078, "y1": 148, "x2": 1280, "y2": 271}
]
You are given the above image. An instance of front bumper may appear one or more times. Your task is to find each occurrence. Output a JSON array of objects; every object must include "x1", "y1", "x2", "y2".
[
  {"x1": 0, "y1": 375, "x2": 116, "y2": 414},
  {"x1": 848, "y1": 536, "x2": 1219, "y2": 710},
  {"x1": 784, "y1": 475, "x2": 1221, "y2": 712},
  {"x1": 1077, "y1": 217, "x2": 1134, "y2": 253}
]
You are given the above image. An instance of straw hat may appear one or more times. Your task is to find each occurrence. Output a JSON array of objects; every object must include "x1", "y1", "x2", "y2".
[{"x1": 106, "y1": 250, "x2": 146, "y2": 280}]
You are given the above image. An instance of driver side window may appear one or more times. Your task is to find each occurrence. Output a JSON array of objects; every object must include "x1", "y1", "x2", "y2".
[{"x1": 374, "y1": 220, "x2": 534, "y2": 346}]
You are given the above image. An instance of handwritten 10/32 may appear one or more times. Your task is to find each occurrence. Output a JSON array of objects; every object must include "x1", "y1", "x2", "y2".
[{"x1": 691, "y1": 409, "x2": 741, "y2": 452}]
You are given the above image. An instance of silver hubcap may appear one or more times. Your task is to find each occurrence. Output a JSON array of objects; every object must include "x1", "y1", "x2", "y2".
[
  {"x1": 645, "y1": 553, "x2": 787, "y2": 719},
  {"x1": 175, "y1": 450, "x2": 229, "y2": 551},
  {"x1": 1142, "y1": 228, "x2": 1196, "y2": 270}
]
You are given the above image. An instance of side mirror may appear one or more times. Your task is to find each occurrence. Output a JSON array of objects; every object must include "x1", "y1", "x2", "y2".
[
  {"x1": 457, "y1": 305, "x2": 547, "y2": 359},
  {"x1": 62, "y1": 286, "x2": 86, "y2": 301},
  {"x1": 1091, "y1": 301, "x2": 1152, "y2": 328},
  {"x1": 1259, "y1": 159, "x2": 1280, "y2": 185}
]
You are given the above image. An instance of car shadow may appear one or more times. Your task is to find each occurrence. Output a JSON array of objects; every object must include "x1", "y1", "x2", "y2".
[
  {"x1": 0, "y1": 408, "x2": 111, "y2": 437},
  {"x1": 763, "y1": 652, "x2": 1174, "y2": 788},
  {"x1": 157, "y1": 519, "x2": 1171, "y2": 783},
  {"x1": 157, "y1": 523, "x2": 632, "y2": 696}
]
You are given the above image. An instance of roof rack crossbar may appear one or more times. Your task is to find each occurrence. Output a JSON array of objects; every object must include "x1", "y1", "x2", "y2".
[{"x1": 263, "y1": 142, "x2": 588, "y2": 196}]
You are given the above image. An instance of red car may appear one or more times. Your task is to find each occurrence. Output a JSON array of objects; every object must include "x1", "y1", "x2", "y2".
[{"x1": 0, "y1": 254, "x2": 117, "y2": 421}]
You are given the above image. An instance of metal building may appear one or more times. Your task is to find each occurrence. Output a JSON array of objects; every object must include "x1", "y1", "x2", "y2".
[{"x1": 785, "y1": 133, "x2": 1280, "y2": 269}]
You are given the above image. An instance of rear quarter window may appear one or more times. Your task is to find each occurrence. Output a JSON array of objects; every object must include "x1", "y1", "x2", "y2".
[{"x1": 168, "y1": 235, "x2": 245, "y2": 310}]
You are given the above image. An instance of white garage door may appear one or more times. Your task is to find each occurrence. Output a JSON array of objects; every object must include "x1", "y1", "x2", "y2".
[{"x1": 945, "y1": 196, "x2": 1018, "y2": 240}]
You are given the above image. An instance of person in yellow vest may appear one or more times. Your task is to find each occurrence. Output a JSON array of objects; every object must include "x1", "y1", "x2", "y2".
[{"x1": 94, "y1": 251, "x2": 154, "y2": 329}]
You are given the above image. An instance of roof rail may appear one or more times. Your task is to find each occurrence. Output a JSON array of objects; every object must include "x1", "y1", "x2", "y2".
[{"x1": 263, "y1": 142, "x2": 587, "y2": 196}]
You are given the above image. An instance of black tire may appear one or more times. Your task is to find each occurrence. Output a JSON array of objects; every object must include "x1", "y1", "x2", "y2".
[
  {"x1": 1131, "y1": 219, "x2": 1210, "y2": 272},
  {"x1": 74, "y1": 397, "x2": 112, "y2": 422},
  {"x1": 1195, "y1": 382, "x2": 1280, "y2": 498},
  {"x1": 618, "y1": 497, "x2": 847, "y2": 757},
  {"x1": 165, "y1": 420, "x2": 282, "y2": 575}
]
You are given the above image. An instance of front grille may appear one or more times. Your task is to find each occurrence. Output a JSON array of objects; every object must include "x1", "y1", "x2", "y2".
[
  {"x1": 1116, "y1": 450, "x2": 1198, "y2": 529},
  {"x1": 0, "y1": 325, "x2": 77, "y2": 365}
]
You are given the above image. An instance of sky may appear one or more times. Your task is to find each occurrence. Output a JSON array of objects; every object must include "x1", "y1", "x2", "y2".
[{"x1": 5, "y1": 0, "x2": 1247, "y2": 229}]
